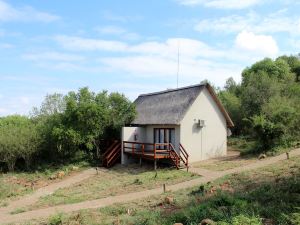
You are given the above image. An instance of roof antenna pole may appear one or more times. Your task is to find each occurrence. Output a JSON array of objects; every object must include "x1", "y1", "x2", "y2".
[{"x1": 176, "y1": 39, "x2": 180, "y2": 88}]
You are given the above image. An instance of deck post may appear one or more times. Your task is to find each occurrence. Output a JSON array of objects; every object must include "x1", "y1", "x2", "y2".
[
  {"x1": 139, "y1": 157, "x2": 142, "y2": 167},
  {"x1": 154, "y1": 159, "x2": 157, "y2": 170}
]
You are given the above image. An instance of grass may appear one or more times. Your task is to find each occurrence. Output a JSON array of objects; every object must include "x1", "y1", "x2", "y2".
[
  {"x1": 25, "y1": 164, "x2": 198, "y2": 211},
  {"x1": 192, "y1": 137, "x2": 258, "y2": 171},
  {"x1": 192, "y1": 154, "x2": 257, "y2": 171},
  {"x1": 228, "y1": 136, "x2": 300, "y2": 156},
  {"x1": 192, "y1": 136, "x2": 298, "y2": 171},
  {"x1": 10, "y1": 207, "x2": 26, "y2": 215},
  {"x1": 23, "y1": 155, "x2": 300, "y2": 225},
  {"x1": 0, "y1": 161, "x2": 90, "y2": 206}
]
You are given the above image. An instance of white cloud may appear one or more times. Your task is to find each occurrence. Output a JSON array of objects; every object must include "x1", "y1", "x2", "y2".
[
  {"x1": 55, "y1": 35, "x2": 128, "y2": 52},
  {"x1": 54, "y1": 35, "x2": 279, "y2": 85},
  {"x1": 0, "y1": 107, "x2": 7, "y2": 114},
  {"x1": 100, "y1": 55, "x2": 242, "y2": 86},
  {"x1": 0, "y1": 0, "x2": 60, "y2": 22},
  {"x1": 235, "y1": 31, "x2": 279, "y2": 56},
  {"x1": 0, "y1": 43, "x2": 13, "y2": 48},
  {"x1": 22, "y1": 51, "x2": 85, "y2": 62},
  {"x1": 102, "y1": 11, "x2": 142, "y2": 23},
  {"x1": 95, "y1": 25, "x2": 126, "y2": 35},
  {"x1": 130, "y1": 38, "x2": 224, "y2": 59},
  {"x1": 195, "y1": 13, "x2": 255, "y2": 34},
  {"x1": 176, "y1": 0, "x2": 261, "y2": 9},
  {"x1": 195, "y1": 11, "x2": 300, "y2": 36},
  {"x1": 20, "y1": 96, "x2": 30, "y2": 105},
  {"x1": 96, "y1": 38, "x2": 243, "y2": 85},
  {"x1": 0, "y1": 95, "x2": 42, "y2": 116},
  {"x1": 289, "y1": 39, "x2": 300, "y2": 48},
  {"x1": 95, "y1": 25, "x2": 141, "y2": 41},
  {"x1": 55, "y1": 36, "x2": 224, "y2": 59}
]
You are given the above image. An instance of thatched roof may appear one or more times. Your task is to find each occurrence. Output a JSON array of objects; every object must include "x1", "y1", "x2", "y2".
[{"x1": 131, "y1": 83, "x2": 234, "y2": 127}]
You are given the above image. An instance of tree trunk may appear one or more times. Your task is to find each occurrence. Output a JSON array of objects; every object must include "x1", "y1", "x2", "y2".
[
  {"x1": 93, "y1": 139, "x2": 101, "y2": 159},
  {"x1": 24, "y1": 156, "x2": 32, "y2": 171},
  {"x1": 7, "y1": 160, "x2": 16, "y2": 172}
]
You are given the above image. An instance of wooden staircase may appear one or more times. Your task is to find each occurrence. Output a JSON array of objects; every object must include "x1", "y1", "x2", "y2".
[
  {"x1": 102, "y1": 140, "x2": 121, "y2": 168},
  {"x1": 168, "y1": 143, "x2": 189, "y2": 170}
]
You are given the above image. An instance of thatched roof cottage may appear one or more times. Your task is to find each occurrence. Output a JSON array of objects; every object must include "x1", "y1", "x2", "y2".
[{"x1": 121, "y1": 83, "x2": 234, "y2": 169}]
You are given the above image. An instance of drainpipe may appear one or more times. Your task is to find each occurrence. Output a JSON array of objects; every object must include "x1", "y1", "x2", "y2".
[{"x1": 201, "y1": 128, "x2": 203, "y2": 160}]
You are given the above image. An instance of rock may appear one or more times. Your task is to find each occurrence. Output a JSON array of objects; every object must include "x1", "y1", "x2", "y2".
[
  {"x1": 200, "y1": 219, "x2": 215, "y2": 225},
  {"x1": 72, "y1": 166, "x2": 79, "y2": 171},
  {"x1": 173, "y1": 223, "x2": 184, "y2": 225},
  {"x1": 57, "y1": 171, "x2": 65, "y2": 179},
  {"x1": 127, "y1": 208, "x2": 132, "y2": 215},
  {"x1": 164, "y1": 196, "x2": 174, "y2": 204},
  {"x1": 49, "y1": 174, "x2": 56, "y2": 180},
  {"x1": 209, "y1": 186, "x2": 217, "y2": 194},
  {"x1": 258, "y1": 154, "x2": 267, "y2": 160}
]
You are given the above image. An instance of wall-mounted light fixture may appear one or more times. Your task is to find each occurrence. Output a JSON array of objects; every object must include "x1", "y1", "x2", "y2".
[{"x1": 196, "y1": 119, "x2": 205, "y2": 128}]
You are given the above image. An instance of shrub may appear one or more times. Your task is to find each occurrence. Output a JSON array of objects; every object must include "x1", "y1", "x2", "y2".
[
  {"x1": 48, "y1": 213, "x2": 64, "y2": 225},
  {"x1": 0, "y1": 116, "x2": 40, "y2": 171}
]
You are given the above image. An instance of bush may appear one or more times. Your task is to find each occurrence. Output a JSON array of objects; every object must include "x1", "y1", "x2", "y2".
[
  {"x1": 0, "y1": 116, "x2": 40, "y2": 171},
  {"x1": 220, "y1": 55, "x2": 300, "y2": 153},
  {"x1": 48, "y1": 213, "x2": 64, "y2": 225}
]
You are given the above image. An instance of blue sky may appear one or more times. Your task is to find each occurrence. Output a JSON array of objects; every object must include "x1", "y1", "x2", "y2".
[{"x1": 0, "y1": 0, "x2": 300, "y2": 116}]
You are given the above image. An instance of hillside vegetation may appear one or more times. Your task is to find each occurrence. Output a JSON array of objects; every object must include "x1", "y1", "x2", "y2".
[
  {"x1": 0, "y1": 88, "x2": 136, "y2": 172},
  {"x1": 219, "y1": 55, "x2": 300, "y2": 154},
  {"x1": 1, "y1": 55, "x2": 300, "y2": 172}
]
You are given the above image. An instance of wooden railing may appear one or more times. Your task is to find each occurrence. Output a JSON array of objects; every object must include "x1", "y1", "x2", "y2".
[
  {"x1": 102, "y1": 140, "x2": 119, "y2": 159},
  {"x1": 122, "y1": 141, "x2": 189, "y2": 170},
  {"x1": 168, "y1": 143, "x2": 180, "y2": 169},
  {"x1": 179, "y1": 144, "x2": 189, "y2": 168},
  {"x1": 102, "y1": 141, "x2": 121, "y2": 168},
  {"x1": 123, "y1": 141, "x2": 156, "y2": 155}
]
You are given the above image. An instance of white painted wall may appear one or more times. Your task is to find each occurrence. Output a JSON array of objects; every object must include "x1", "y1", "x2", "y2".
[
  {"x1": 180, "y1": 88, "x2": 227, "y2": 162},
  {"x1": 121, "y1": 126, "x2": 146, "y2": 164}
]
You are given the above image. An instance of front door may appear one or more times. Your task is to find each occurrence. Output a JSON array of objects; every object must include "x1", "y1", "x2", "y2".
[{"x1": 154, "y1": 128, "x2": 175, "y2": 149}]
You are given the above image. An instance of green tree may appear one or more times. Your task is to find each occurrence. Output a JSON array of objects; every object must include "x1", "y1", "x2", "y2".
[
  {"x1": 0, "y1": 116, "x2": 40, "y2": 171},
  {"x1": 52, "y1": 87, "x2": 136, "y2": 159},
  {"x1": 31, "y1": 93, "x2": 66, "y2": 161},
  {"x1": 221, "y1": 55, "x2": 300, "y2": 152}
]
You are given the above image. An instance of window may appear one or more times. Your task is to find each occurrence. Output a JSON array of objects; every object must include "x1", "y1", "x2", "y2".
[{"x1": 154, "y1": 128, "x2": 175, "y2": 149}]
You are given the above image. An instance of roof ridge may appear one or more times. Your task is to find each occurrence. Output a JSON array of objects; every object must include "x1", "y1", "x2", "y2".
[{"x1": 139, "y1": 83, "x2": 205, "y2": 97}]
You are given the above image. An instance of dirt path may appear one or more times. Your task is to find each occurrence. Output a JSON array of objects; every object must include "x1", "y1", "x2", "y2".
[
  {"x1": 0, "y1": 168, "x2": 103, "y2": 215},
  {"x1": 1, "y1": 149, "x2": 299, "y2": 225}
]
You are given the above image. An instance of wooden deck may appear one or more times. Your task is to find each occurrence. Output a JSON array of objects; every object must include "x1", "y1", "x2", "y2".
[
  {"x1": 122, "y1": 141, "x2": 189, "y2": 170},
  {"x1": 123, "y1": 141, "x2": 172, "y2": 159},
  {"x1": 123, "y1": 149, "x2": 171, "y2": 159}
]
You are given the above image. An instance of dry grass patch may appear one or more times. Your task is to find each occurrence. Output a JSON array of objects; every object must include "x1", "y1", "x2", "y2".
[
  {"x1": 192, "y1": 153, "x2": 257, "y2": 171},
  {"x1": 24, "y1": 156, "x2": 300, "y2": 225},
  {"x1": 25, "y1": 164, "x2": 198, "y2": 210},
  {"x1": 0, "y1": 162, "x2": 89, "y2": 206}
]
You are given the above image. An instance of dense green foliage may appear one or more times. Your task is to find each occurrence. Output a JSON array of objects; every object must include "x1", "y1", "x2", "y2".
[
  {"x1": 0, "y1": 116, "x2": 40, "y2": 171},
  {"x1": 0, "y1": 88, "x2": 135, "y2": 171},
  {"x1": 219, "y1": 55, "x2": 300, "y2": 153}
]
